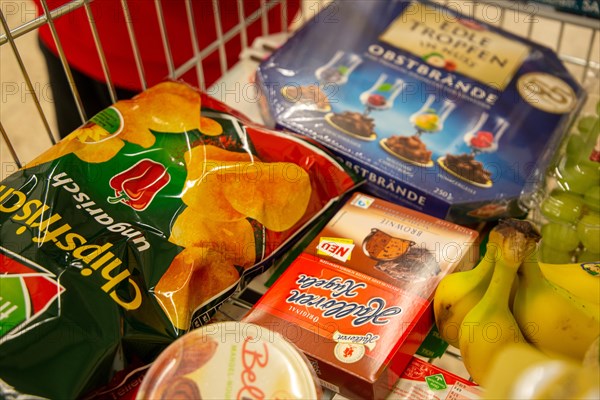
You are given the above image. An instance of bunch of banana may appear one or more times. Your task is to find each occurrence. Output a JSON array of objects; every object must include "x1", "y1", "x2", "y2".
[
  {"x1": 433, "y1": 218, "x2": 600, "y2": 385},
  {"x1": 434, "y1": 220, "x2": 536, "y2": 350},
  {"x1": 539, "y1": 261, "x2": 599, "y2": 305}
]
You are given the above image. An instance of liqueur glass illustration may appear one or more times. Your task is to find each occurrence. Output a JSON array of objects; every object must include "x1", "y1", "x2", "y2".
[
  {"x1": 409, "y1": 95, "x2": 455, "y2": 136},
  {"x1": 437, "y1": 114, "x2": 508, "y2": 188},
  {"x1": 359, "y1": 74, "x2": 404, "y2": 115},
  {"x1": 378, "y1": 94, "x2": 455, "y2": 168},
  {"x1": 464, "y1": 115, "x2": 509, "y2": 155},
  {"x1": 461, "y1": 112, "x2": 490, "y2": 153},
  {"x1": 315, "y1": 50, "x2": 363, "y2": 85}
]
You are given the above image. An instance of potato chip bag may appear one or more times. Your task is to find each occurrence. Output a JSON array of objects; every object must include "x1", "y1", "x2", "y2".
[{"x1": 0, "y1": 81, "x2": 359, "y2": 398}]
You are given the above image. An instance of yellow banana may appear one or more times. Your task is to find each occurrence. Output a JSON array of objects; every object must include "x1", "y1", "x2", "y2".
[
  {"x1": 433, "y1": 246, "x2": 495, "y2": 348},
  {"x1": 484, "y1": 343, "x2": 600, "y2": 399},
  {"x1": 459, "y1": 256, "x2": 527, "y2": 384},
  {"x1": 458, "y1": 219, "x2": 539, "y2": 384},
  {"x1": 513, "y1": 256, "x2": 600, "y2": 361},
  {"x1": 539, "y1": 261, "x2": 600, "y2": 305},
  {"x1": 433, "y1": 219, "x2": 528, "y2": 348}
]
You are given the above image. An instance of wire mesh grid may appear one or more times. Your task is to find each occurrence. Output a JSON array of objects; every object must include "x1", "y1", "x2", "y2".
[
  {"x1": 0, "y1": 0, "x2": 298, "y2": 167},
  {"x1": 0, "y1": 0, "x2": 598, "y2": 171}
]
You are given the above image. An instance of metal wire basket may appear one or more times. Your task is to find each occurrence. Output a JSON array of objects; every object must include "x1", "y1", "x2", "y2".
[
  {"x1": 0, "y1": 0, "x2": 303, "y2": 170},
  {"x1": 1, "y1": 0, "x2": 598, "y2": 169}
]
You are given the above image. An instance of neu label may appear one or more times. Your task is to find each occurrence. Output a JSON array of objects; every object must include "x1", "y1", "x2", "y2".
[
  {"x1": 317, "y1": 237, "x2": 355, "y2": 263},
  {"x1": 0, "y1": 247, "x2": 65, "y2": 341}
]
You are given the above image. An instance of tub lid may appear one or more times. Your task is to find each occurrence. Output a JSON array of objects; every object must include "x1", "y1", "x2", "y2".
[{"x1": 136, "y1": 321, "x2": 320, "y2": 399}]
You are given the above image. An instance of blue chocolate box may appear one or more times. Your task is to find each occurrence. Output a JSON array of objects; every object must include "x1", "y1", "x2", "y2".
[{"x1": 257, "y1": 0, "x2": 585, "y2": 223}]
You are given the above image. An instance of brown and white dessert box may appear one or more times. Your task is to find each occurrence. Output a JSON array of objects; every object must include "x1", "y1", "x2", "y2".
[{"x1": 244, "y1": 193, "x2": 478, "y2": 399}]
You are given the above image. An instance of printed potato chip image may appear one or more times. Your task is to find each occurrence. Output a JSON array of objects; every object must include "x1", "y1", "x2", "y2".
[
  {"x1": 222, "y1": 162, "x2": 312, "y2": 232},
  {"x1": 73, "y1": 137, "x2": 125, "y2": 163},
  {"x1": 109, "y1": 105, "x2": 156, "y2": 148},
  {"x1": 184, "y1": 144, "x2": 258, "y2": 180},
  {"x1": 169, "y1": 207, "x2": 256, "y2": 267},
  {"x1": 183, "y1": 145, "x2": 259, "y2": 221},
  {"x1": 199, "y1": 117, "x2": 223, "y2": 136},
  {"x1": 114, "y1": 81, "x2": 201, "y2": 148},
  {"x1": 26, "y1": 123, "x2": 122, "y2": 167},
  {"x1": 182, "y1": 182, "x2": 246, "y2": 222},
  {"x1": 154, "y1": 247, "x2": 239, "y2": 330}
]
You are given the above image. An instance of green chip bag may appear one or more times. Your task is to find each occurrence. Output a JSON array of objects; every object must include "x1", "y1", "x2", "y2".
[{"x1": 0, "y1": 81, "x2": 360, "y2": 398}]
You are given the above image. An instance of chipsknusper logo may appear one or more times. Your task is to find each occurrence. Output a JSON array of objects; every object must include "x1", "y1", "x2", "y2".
[{"x1": 0, "y1": 247, "x2": 65, "y2": 341}]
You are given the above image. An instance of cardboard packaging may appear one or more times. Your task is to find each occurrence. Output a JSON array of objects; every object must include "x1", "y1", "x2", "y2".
[
  {"x1": 243, "y1": 193, "x2": 478, "y2": 399},
  {"x1": 256, "y1": 0, "x2": 585, "y2": 223}
]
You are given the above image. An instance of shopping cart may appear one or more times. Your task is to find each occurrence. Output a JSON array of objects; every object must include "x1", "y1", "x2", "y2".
[
  {"x1": 1, "y1": 0, "x2": 598, "y2": 168},
  {"x1": 0, "y1": 0, "x2": 599, "y2": 389}
]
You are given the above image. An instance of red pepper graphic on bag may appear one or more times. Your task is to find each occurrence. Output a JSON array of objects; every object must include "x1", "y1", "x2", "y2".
[{"x1": 107, "y1": 159, "x2": 170, "y2": 211}]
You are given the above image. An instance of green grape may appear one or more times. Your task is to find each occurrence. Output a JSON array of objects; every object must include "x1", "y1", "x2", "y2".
[
  {"x1": 577, "y1": 212, "x2": 600, "y2": 253},
  {"x1": 541, "y1": 222, "x2": 580, "y2": 252},
  {"x1": 541, "y1": 189, "x2": 584, "y2": 222},
  {"x1": 566, "y1": 134, "x2": 587, "y2": 158},
  {"x1": 581, "y1": 118, "x2": 600, "y2": 143},
  {"x1": 571, "y1": 110, "x2": 599, "y2": 144},
  {"x1": 539, "y1": 242, "x2": 573, "y2": 264},
  {"x1": 577, "y1": 115, "x2": 597, "y2": 134},
  {"x1": 557, "y1": 160, "x2": 600, "y2": 195},
  {"x1": 578, "y1": 248, "x2": 600, "y2": 263},
  {"x1": 577, "y1": 154, "x2": 600, "y2": 171},
  {"x1": 584, "y1": 186, "x2": 600, "y2": 212}
]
